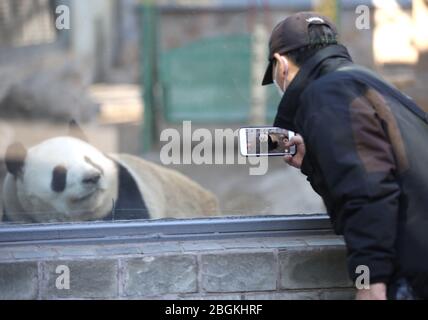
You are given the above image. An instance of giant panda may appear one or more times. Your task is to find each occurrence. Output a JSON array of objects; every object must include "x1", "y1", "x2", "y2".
[{"x1": 1, "y1": 122, "x2": 219, "y2": 223}]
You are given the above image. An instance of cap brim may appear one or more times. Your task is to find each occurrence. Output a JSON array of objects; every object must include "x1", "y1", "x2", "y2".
[{"x1": 262, "y1": 60, "x2": 274, "y2": 86}]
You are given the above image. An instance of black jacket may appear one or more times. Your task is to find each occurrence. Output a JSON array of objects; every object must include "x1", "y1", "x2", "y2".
[{"x1": 274, "y1": 44, "x2": 428, "y2": 297}]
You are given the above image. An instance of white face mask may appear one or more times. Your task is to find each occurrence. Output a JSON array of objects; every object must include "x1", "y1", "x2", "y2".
[{"x1": 273, "y1": 56, "x2": 289, "y2": 96}]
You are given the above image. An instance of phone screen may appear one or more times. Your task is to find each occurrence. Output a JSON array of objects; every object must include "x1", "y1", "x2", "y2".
[{"x1": 241, "y1": 127, "x2": 295, "y2": 156}]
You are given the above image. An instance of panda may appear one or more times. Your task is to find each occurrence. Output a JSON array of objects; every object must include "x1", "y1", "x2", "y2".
[{"x1": 1, "y1": 122, "x2": 220, "y2": 223}]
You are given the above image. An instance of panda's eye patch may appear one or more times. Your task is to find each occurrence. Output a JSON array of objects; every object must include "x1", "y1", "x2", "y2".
[{"x1": 51, "y1": 165, "x2": 67, "y2": 193}]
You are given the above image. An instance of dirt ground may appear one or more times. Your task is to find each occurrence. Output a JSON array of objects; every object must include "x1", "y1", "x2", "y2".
[{"x1": 145, "y1": 151, "x2": 326, "y2": 216}]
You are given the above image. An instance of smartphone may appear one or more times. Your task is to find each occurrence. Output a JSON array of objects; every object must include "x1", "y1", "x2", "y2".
[{"x1": 239, "y1": 127, "x2": 296, "y2": 157}]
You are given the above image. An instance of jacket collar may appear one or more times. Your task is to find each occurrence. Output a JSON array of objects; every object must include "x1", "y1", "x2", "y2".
[{"x1": 273, "y1": 44, "x2": 353, "y2": 131}]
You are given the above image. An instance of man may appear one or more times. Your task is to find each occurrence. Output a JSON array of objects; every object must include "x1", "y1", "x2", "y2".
[{"x1": 262, "y1": 12, "x2": 428, "y2": 300}]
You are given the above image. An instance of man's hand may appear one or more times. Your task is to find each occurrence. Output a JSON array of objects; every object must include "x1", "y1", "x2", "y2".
[
  {"x1": 355, "y1": 283, "x2": 387, "y2": 300},
  {"x1": 283, "y1": 134, "x2": 306, "y2": 169}
]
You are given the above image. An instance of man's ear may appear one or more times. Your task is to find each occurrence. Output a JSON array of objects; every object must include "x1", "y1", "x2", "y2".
[
  {"x1": 5, "y1": 142, "x2": 27, "y2": 177},
  {"x1": 273, "y1": 53, "x2": 287, "y2": 77},
  {"x1": 68, "y1": 119, "x2": 89, "y2": 142},
  {"x1": 273, "y1": 53, "x2": 290, "y2": 87}
]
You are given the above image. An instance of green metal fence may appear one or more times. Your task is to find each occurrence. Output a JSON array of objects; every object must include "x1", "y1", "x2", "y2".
[{"x1": 161, "y1": 34, "x2": 252, "y2": 122}]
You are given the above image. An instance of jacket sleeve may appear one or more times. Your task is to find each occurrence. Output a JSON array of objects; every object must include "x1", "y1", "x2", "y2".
[{"x1": 300, "y1": 81, "x2": 401, "y2": 284}]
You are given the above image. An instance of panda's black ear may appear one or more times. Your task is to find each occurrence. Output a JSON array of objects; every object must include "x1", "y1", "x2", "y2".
[
  {"x1": 5, "y1": 142, "x2": 27, "y2": 177},
  {"x1": 68, "y1": 119, "x2": 89, "y2": 142}
]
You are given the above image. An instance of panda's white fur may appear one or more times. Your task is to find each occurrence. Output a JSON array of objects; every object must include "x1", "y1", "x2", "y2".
[{"x1": 2, "y1": 135, "x2": 219, "y2": 223}]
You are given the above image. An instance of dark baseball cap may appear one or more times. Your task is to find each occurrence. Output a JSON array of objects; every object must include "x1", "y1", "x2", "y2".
[{"x1": 262, "y1": 12, "x2": 338, "y2": 86}]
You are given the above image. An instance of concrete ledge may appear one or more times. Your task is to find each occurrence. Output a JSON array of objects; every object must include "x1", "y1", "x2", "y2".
[
  {"x1": 0, "y1": 262, "x2": 38, "y2": 300},
  {"x1": 0, "y1": 235, "x2": 354, "y2": 300}
]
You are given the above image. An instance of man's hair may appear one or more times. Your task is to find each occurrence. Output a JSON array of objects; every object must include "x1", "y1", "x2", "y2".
[{"x1": 284, "y1": 24, "x2": 338, "y2": 66}]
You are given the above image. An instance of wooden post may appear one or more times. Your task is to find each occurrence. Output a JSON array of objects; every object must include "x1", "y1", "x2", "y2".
[{"x1": 249, "y1": 23, "x2": 268, "y2": 125}]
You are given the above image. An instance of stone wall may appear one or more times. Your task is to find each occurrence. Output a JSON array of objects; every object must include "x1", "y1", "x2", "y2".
[
  {"x1": 159, "y1": 7, "x2": 375, "y2": 68},
  {"x1": 0, "y1": 235, "x2": 355, "y2": 300}
]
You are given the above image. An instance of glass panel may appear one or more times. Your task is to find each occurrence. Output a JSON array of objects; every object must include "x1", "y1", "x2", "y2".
[{"x1": 2, "y1": 0, "x2": 421, "y2": 225}]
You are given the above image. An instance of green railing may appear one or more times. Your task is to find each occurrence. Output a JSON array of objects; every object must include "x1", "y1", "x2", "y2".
[{"x1": 161, "y1": 34, "x2": 250, "y2": 122}]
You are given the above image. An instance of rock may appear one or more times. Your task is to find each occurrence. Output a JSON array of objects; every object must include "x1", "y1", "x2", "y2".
[{"x1": 0, "y1": 64, "x2": 99, "y2": 123}]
